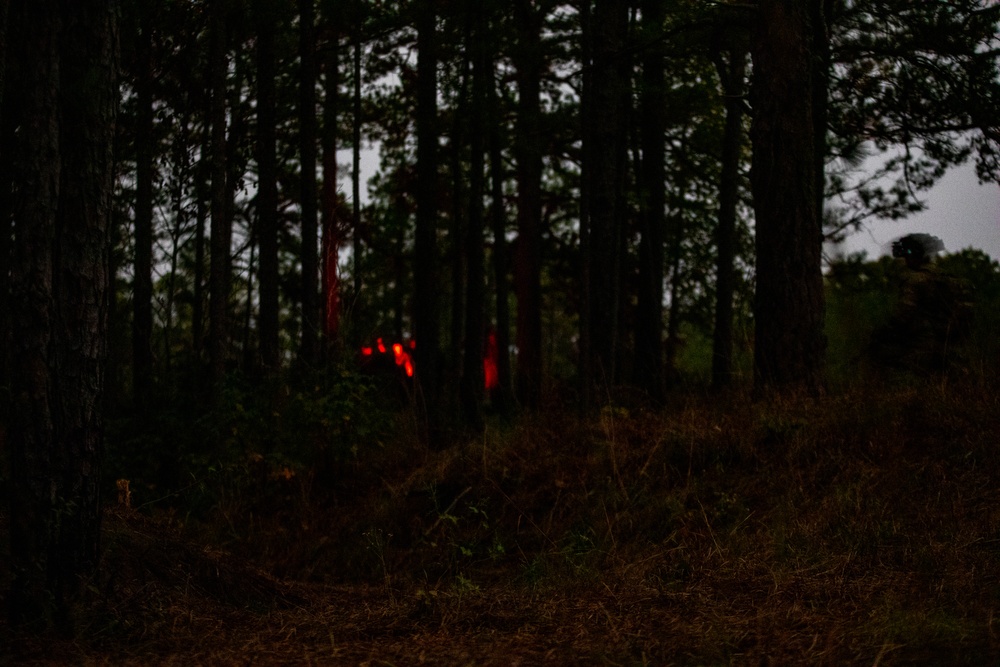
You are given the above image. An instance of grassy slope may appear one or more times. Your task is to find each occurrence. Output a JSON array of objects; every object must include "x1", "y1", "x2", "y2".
[{"x1": 3, "y1": 377, "x2": 1000, "y2": 665}]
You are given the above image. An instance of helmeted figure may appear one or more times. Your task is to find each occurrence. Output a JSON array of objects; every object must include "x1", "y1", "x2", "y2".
[{"x1": 871, "y1": 233, "x2": 970, "y2": 373}]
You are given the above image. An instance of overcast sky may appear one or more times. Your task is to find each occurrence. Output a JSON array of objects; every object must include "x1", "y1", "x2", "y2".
[
  {"x1": 831, "y1": 161, "x2": 1000, "y2": 263},
  {"x1": 349, "y1": 148, "x2": 999, "y2": 265}
]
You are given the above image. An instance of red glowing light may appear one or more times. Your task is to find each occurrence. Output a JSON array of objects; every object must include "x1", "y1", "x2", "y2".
[
  {"x1": 484, "y1": 329, "x2": 499, "y2": 391},
  {"x1": 361, "y1": 334, "x2": 493, "y2": 386}
]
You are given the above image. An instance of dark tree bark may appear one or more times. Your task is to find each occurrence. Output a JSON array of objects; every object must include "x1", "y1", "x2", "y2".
[
  {"x1": 299, "y1": 0, "x2": 320, "y2": 366},
  {"x1": 208, "y1": 0, "x2": 231, "y2": 398},
  {"x1": 242, "y1": 233, "x2": 256, "y2": 372},
  {"x1": 587, "y1": 0, "x2": 629, "y2": 393},
  {"x1": 449, "y1": 35, "x2": 469, "y2": 364},
  {"x1": 460, "y1": 0, "x2": 488, "y2": 431},
  {"x1": 321, "y1": 4, "x2": 340, "y2": 351},
  {"x1": 750, "y1": 0, "x2": 826, "y2": 394},
  {"x1": 0, "y1": 0, "x2": 7, "y2": 110},
  {"x1": 191, "y1": 152, "x2": 208, "y2": 362},
  {"x1": 811, "y1": 0, "x2": 832, "y2": 230},
  {"x1": 163, "y1": 118, "x2": 191, "y2": 373},
  {"x1": 635, "y1": 0, "x2": 666, "y2": 402},
  {"x1": 8, "y1": 0, "x2": 61, "y2": 628},
  {"x1": 256, "y1": 0, "x2": 280, "y2": 371},
  {"x1": 578, "y1": 0, "x2": 594, "y2": 410},
  {"x1": 414, "y1": 0, "x2": 442, "y2": 444},
  {"x1": 487, "y1": 51, "x2": 515, "y2": 418},
  {"x1": 0, "y1": 0, "x2": 14, "y2": 405},
  {"x1": 8, "y1": 0, "x2": 117, "y2": 630},
  {"x1": 512, "y1": 0, "x2": 544, "y2": 410},
  {"x1": 132, "y1": 7, "x2": 154, "y2": 410},
  {"x1": 711, "y1": 48, "x2": 747, "y2": 390},
  {"x1": 191, "y1": 82, "x2": 211, "y2": 366},
  {"x1": 351, "y1": 21, "x2": 362, "y2": 299}
]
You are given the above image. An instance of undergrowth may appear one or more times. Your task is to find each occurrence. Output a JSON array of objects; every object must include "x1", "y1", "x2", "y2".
[{"x1": 3, "y1": 373, "x2": 1000, "y2": 664}]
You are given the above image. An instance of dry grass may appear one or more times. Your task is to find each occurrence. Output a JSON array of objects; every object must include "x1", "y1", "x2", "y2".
[{"x1": 3, "y1": 377, "x2": 1000, "y2": 664}]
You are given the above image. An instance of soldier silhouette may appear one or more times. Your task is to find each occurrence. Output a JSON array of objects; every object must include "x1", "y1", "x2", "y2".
[{"x1": 870, "y1": 233, "x2": 970, "y2": 374}]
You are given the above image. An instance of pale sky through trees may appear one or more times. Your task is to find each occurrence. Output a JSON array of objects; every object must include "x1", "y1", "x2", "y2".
[
  {"x1": 349, "y1": 146, "x2": 1000, "y2": 267},
  {"x1": 835, "y1": 162, "x2": 1000, "y2": 262}
]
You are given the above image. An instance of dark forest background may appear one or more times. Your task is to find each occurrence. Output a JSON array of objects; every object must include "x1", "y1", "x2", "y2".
[{"x1": 2, "y1": 0, "x2": 1000, "y2": 650}]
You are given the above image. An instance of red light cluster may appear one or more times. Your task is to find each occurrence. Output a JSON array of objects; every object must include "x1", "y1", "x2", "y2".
[
  {"x1": 360, "y1": 337, "x2": 414, "y2": 377},
  {"x1": 361, "y1": 332, "x2": 500, "y2": 391}
]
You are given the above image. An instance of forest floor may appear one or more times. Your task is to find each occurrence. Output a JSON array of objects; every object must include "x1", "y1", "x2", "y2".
[{"x1": 3, "y1": 376, "x2": 1000, "y2": 665}]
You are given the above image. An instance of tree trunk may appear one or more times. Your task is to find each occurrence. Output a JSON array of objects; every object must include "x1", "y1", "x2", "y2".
[
  {"x1": 256, "y1": 0, "x2": 280, "y2": 371},
  {"x1": 449, "y1": 38, "x2": 469, "y2": 367},
  {"x1": 587, "y1": 0, "x2": 629, "y2": 393},
  {"x1": 461, "y1": 0, "x2": 488, "y2": 431},
  {"x1": 711, "y1": 49, "x2": 747, "y2": 390},
  {"x1": 164, "y1": 125, "x2": 190, "y2": 374},
  {"x1": 52, "y1": 1, "x2": 116, "y2": 623},
  {"x1": 414, "y1": 0, "x2": 442, "y2": 445},
  {"x1": 578, "y1": 0, "x2": 593, "y2": 410},
  {"x1": 208, "y1": 0, "x2": 230, "y2": 398},
  {"x1": 321, "y1": 12, "x2": 340, "y2": 352},
  {"x1": 487, "y1": 52, "x2": 515, "y2": 418},
  {"x1": 8, "y1": 0, "x2": 61, "y2": 628},
  {"x1": 635, "y1": 0, "x2": 666, "y2": 402},
  {"x1": 512, "y1": 0, "x2": 544, "y2": 410},
  {"x1": 191, "y1": 85, "x2": 211, "y2": 367},
  {"x1": 192, "y1": 160, "x2": 208, "y2": 363},
  {"x1": 9, "y1": 0, "x2": 117, "y2": 631},
  {"x1": 0, "y1": 0, "x2": 7, "y2": 111},
  {"x1": 0, "y1": 0, "x2": 15, "y2": 406},
  {"x1": 299, "y1": 0, "x2": 320, "y2": 366},
  {"x1": 750, "y1": 0, "x2": 826, "y2": 394},
  {"x1": 352, "y1": 26, "x2": 362, "y2": 300},
  {"x1": 132, "y1": 8, "x2": 154, "y2": 411},
  {"x1": 812, "y1": 0, "x2": 831, "y2": 230}
]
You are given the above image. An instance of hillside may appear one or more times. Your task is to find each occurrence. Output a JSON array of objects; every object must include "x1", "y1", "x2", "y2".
[{"x1": 3, "y1": 378, "x2": 1000, "y2": 665}]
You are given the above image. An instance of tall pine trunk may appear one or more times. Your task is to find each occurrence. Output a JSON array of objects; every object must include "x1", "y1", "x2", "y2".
[
  {"x1": 750, "y1": 0, "x2": 826, "y2": 394},
  {"x1": 711, "y1": 48, "x2": 746, "y2": 390},
  {"x1": 449, "y1": 39, "x2": 469, "y2": 367},
  {"x1": 9, "y1": 0, "x2": 117, "y2": 630},
  {"x1": 321, "y1": 15, "x2": 340, "y2": 351},
  {"x1": 578, "y1": 0, "x2": 594, "y2": 410},
  {"x1": 299, "y1": 0, "x2": 320, "y2": 367},
  {"x1": 9, "y1": 1, "x2": 62, "y2": 627},
  {"x1": 208, "y1": 0, "x2": 231, "y2": 398},
  {"x1": 512, "y1": 0, "x2": 543, "y2": 410},
  {"x1": 0, "y1": 0, "x2": 16, "y2": 409},
  {"x1": 132, "y1": 8, "x2": 154, "y2": 411},
  {"x1": 461, "y1": 0, "x2": 488, "y2": 431},
  {"x1": 256, "y1": 0, "x2": 280, "y2": 371},
  {"x1": 488, "y1": 52, "x2": 515, "y2": 417},
  {"x1": 414, "y1": 0, "x2": 442, "y2": 445},
  {"x1": 191, "y1": 85, "x2": 211, "y2": 367},
  {"x1": 587, "y1": 0, "x2": 629, "y2": 394},
  {"x1": 351, "y1": 27, "x2": 363, "y2": 300},
  {"x1": 635, "y1": 0, "x2": 666, "y2": 402}
]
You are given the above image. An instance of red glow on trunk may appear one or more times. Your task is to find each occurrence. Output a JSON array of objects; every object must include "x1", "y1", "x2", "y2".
[{"x1": 484, "y1": 329, "x2": 499, "y2": 391}]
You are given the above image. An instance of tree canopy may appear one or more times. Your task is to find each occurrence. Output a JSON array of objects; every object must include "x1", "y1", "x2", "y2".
[{"x1": 1, "y1": 0, "x2": 996, "y2": 418}]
